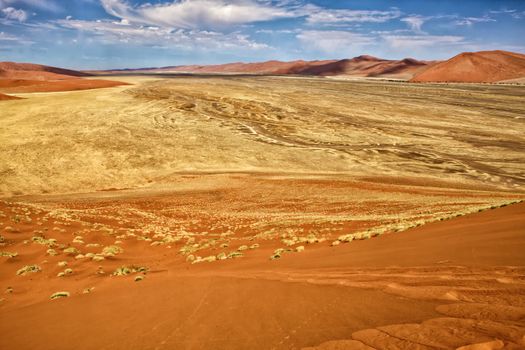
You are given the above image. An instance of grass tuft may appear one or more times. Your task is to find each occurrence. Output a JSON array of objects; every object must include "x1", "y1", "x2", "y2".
[{"x1": 50, "y1": 291, "x2": 70, "y2": 300}]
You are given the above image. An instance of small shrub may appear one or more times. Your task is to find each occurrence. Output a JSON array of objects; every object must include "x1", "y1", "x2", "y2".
[
  {"x1": 16, "y1": 264, "x2": 41, "y2": 276},
  {"x1": 46, "y1": 248, "x2": 58, "y2": 256},
  {"x1": 227, "y1": 251, "x2": 243, "y2": 259},
  {"x1": 134, "y1": 275, "x2": 144, "y2": 282},
  {"x1": 63, "y1": 247, "x2": 79, "y2": 255},
  {"x1": 191, "y1": 255, "x2": 217, "y2": 264},
  {"x1": 102, "y1": 245, "x2": 123, "y2": 257},
  {"x1": 92, "y1": 254, "x2": 105, "y2": 261},
  {"x1": 85, "y1": 243, "x2": 100, "y2": 248},
  {"x1": 0, "y1": 251, "x2": 18, "y2": 258},
  {"x1": 32, "y1": 236, "x2": 57, "y2": 247},
  {"x1": 50, "y1": 291, "x2": 69, "y2": 300},
  {"x1": 113, "y1": 265, "x2": 147, "y2": 276},
  {"x1": 57, "y1": 261, "x2": 68, "y2": 267}
]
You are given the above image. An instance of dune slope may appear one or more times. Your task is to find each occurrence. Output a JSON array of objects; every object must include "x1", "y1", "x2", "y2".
[
  {"x1": 411, "y1": 50, "x2": 525, "y2": 83},
  {"x1": 0, "y1": 61, "x2": 90, "y2": 80},
  {"x1": 0, "y1": 199, "x2": 523, "y2": 350},
  {"x1": 0, "y1": 92, "x2": 20, "y2": 100},
  {"x1": 93, "y1": 56, "x2": 434, "y2": 80}
]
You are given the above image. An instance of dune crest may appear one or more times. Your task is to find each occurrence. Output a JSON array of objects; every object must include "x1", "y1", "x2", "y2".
[
  {"x1": 94, "y1": 55, "x2": 435, "y2": 80},
  {"x1": 411, "y1": 50, "x2": 525, "y2": 83},
  {"x1": 0, "y1": 62, "x2": 128, "y2": 94}
]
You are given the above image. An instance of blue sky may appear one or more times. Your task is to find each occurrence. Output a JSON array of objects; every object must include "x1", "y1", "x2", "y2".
[{"x1": 1, "y1": 0, "x2": 524, "y2": 69}]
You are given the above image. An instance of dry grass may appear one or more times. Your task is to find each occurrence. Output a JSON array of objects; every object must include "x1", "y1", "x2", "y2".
[{"x1": 0, "y1": 76, "x2": 524, "y2": 197}]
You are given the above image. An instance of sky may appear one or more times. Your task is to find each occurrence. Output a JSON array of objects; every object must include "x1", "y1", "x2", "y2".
[{"x1": 1, "y1": 0, "x2": 524, "y2": 69}]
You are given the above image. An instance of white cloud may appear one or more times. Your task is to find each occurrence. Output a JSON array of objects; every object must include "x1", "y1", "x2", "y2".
[
  {"x1": 401, "y1": 15, "x2": 426, "y2": 33},
  {"x1": 0, "y1": 31, "x2": 18, "y2": 40},
  {"x1": 56, "y1": 18, "x2": 269, "y2": 51},
  {"x1": 1, "y1": 6, "x2": 27, "y2": 21},
  {"x1": 305, "y1": 7, "x2": 401, "y2": 24},
  {"x1": 0, "y1": 0, "x2": 60, "y2": 12},
  {"x1": 0, "y1": 30, "x2": 33, "y2": 44},
  {"x1": 382, "y1": 34, "x2": 464, "y2": 49},
  {"x1": 100, "y1": 0, "x2": 293, "y2": 30},
  {"x1": 454, "y1": 16, "x2": 495, "y2": 26},
  {"x1": 489, "y1": 9, "x2": 516, "y2": 15},
  {"x1": 297, "y1": 30, "x2": 373, "y2": 53}
]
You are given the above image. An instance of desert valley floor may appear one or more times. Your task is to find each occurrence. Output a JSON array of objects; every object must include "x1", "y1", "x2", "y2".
[{"x1": 0, "y1": 75, "x2": 524, "y2": 349}]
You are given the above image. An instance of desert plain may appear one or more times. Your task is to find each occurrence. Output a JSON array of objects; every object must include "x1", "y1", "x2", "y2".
[{"x1": 1, "y1": 74, "x2": 525, "y2": 349}]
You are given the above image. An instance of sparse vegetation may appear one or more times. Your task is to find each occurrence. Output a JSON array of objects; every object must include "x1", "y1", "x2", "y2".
[
  {"x1": 102, "y1": 245, "x2": 123, "y2": 257},
  {"x1": 113, "y1": 265, "x2": 148, "y2": 276},
  {"x1": 0, "y1": 251, "x2": 18, "y2": 258},
  {"x1": 63, "y1": 247, "x2": 80, "y2": 255},
  {"x1": 16, "y1": 264, "x2": 41, "y2": 276},
  {"x1": 50, "y1": 291, "x2": 70, "y2": 300}
]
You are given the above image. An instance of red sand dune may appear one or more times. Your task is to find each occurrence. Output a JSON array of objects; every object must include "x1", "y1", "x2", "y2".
[
  {"x1": 0, "y1": 197, "x2": 524, "y2": 349},
  {"x1": 0, "y1": 78, "x2": 129, "y2": 93},
  {"x1": 411, "y1": 50, "x2": 525, "y2": 83},
  {"x1": 0, "y1": 61, "x2": 90, "y2": 80},
  {"x1": 298, "y1": 55, "x2": 434, "y2": 79},
  {"x1": 94, "y1": 56, "x2": 435, "y2": 80},
  {"x1": 0, "y1": 62, "x2": 129, "y2": 94},
  {"x1": 142, "y1": 59, "x2": 337, "y2": 75}
]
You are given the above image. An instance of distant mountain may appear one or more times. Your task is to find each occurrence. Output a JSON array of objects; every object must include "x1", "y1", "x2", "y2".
[
  {"x1": 410, "y1": 50, "x2": 525, "y2": 83},
  {"x1": 93, "y1": 55, "x2": 436, "y2": 80},
  {"x1": 0, "y1": 62, "x2": 91, "y2": 80},
  {"x1": 296, "y1": 56, "x2": 434, "y2": 80}
]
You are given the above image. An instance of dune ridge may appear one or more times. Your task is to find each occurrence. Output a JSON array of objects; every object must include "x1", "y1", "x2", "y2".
[
  {"x1": 0, "y1": 61, "x2": 91, "y2": 80},
  {"x1": 94, "y1": 55, "x2": 435, "y2": 80},
  {"x1": 411, "y1": 50, "x2": 525, "y2": 83},
  {"x1": 0, "y1": 62, "x2": 128, "y2": 95}
]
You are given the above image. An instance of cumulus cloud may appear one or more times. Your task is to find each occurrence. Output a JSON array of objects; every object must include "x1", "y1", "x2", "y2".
[
  {"x1": 1, "y1": 6, "x2": 27, "y2": 21},
  {"x1": 99, "y1": 0, "x2": 293, "y2": 30},
  {"x1": 56, "y1": 18, "x2": 269, "y2": 51},
  {"x1": 401, "y1": 15, "x2": 426, "y2": 33}
]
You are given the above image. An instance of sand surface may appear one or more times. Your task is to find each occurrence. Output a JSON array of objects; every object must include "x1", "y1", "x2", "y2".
[
  {"x1": 0, "y1": 75, "x2": 524, "y2": 349},
  {"x1": 0, "y1": 78, "x2": 129, "y2": 94},
  {"x1": 0, "y1": 197, "x2": 523, "y2": 349},
  {"x1": 1, "y1": 75, "x2": 524, "y2": 196}
]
